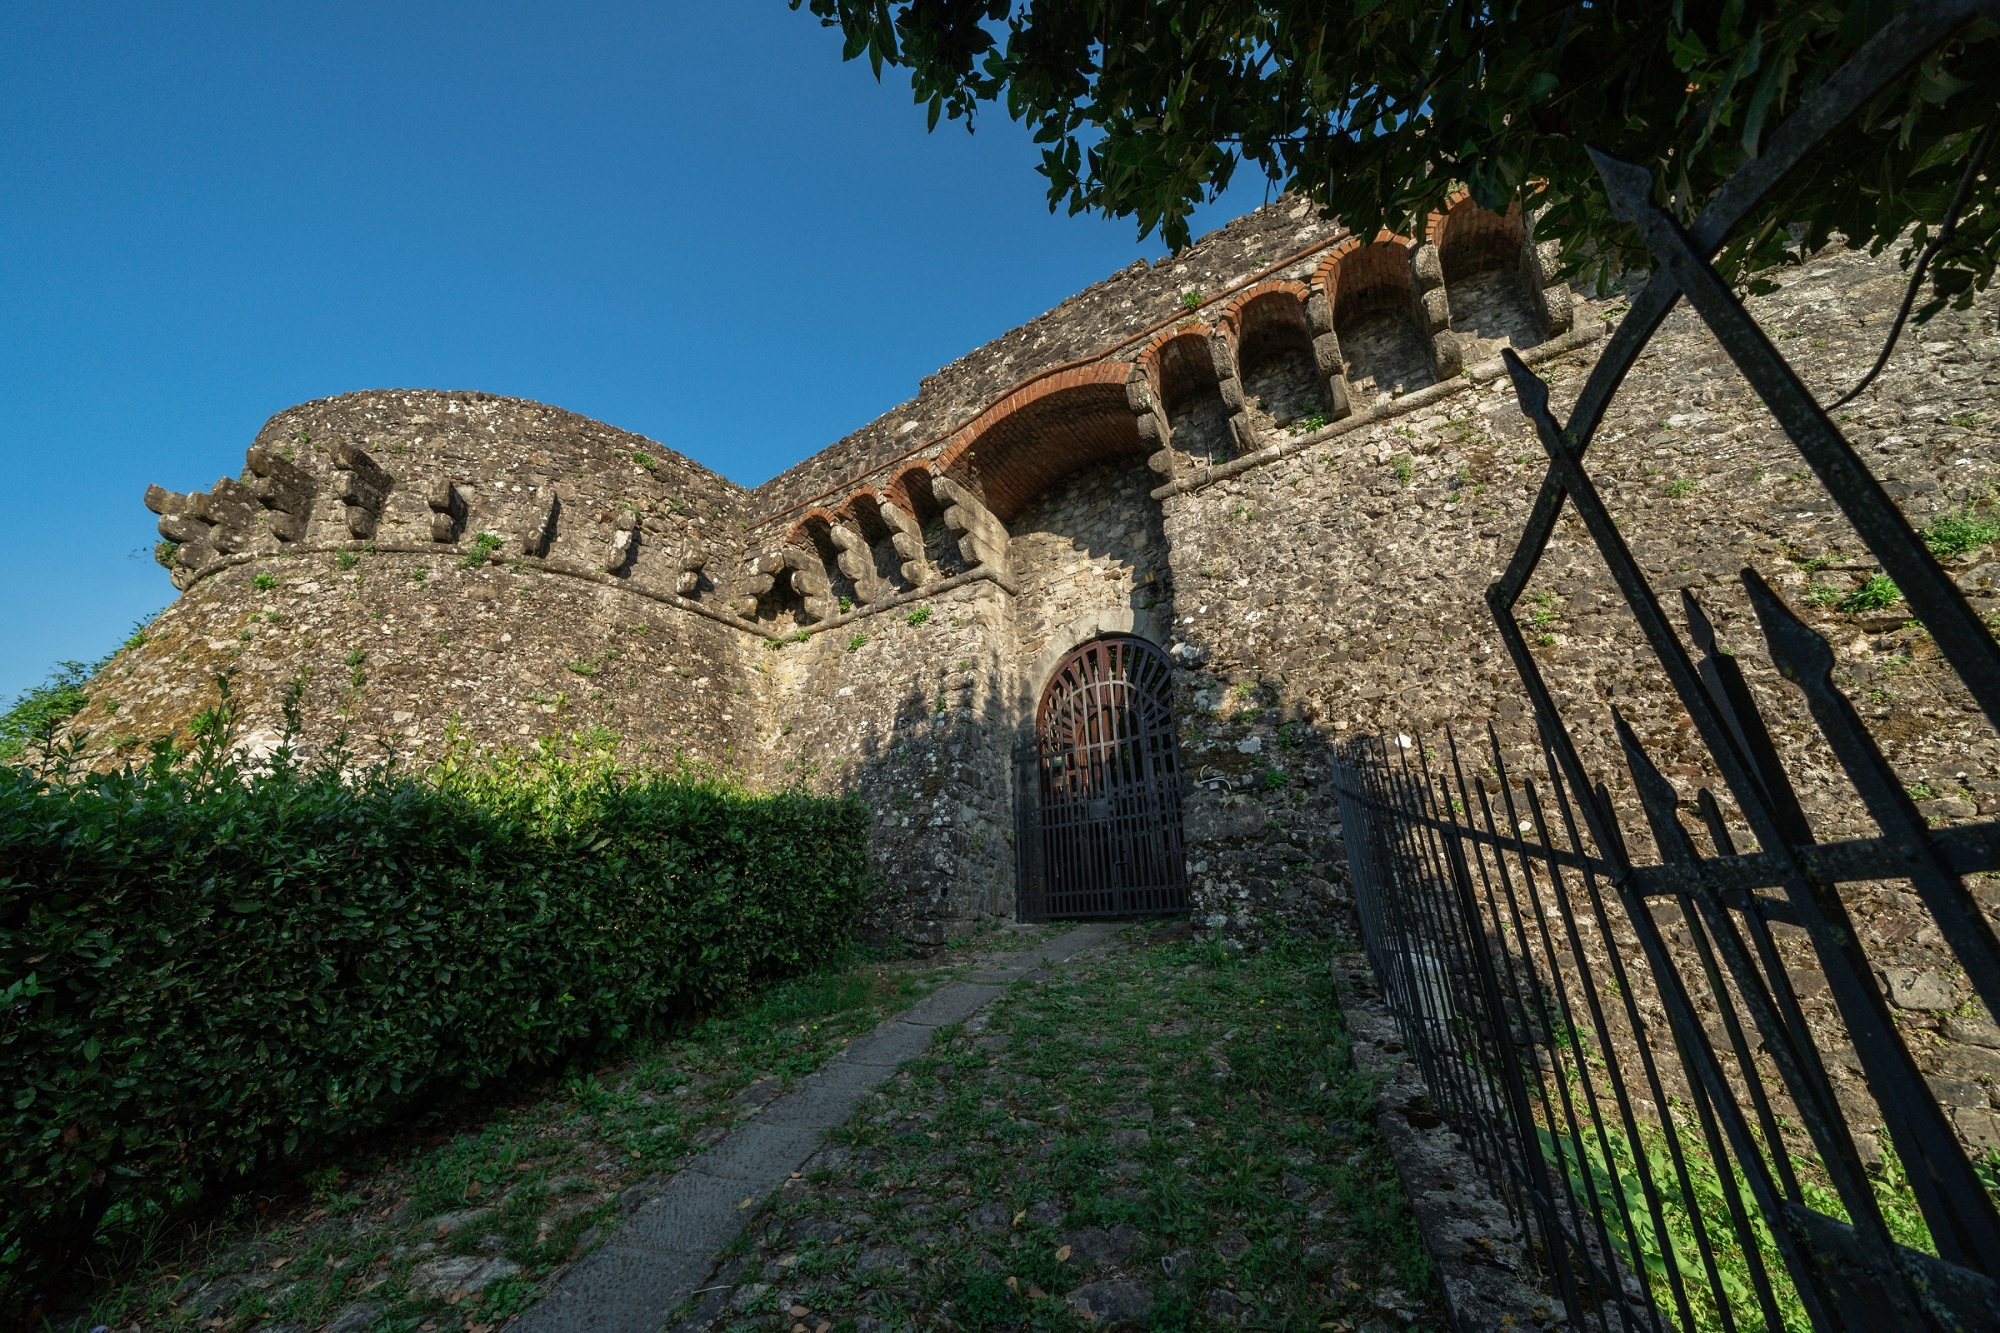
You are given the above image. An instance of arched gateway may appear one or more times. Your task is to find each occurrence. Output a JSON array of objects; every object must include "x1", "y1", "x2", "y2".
[{"x1": 1017, "y1": 636, "x2": 1188, "y2": 920}]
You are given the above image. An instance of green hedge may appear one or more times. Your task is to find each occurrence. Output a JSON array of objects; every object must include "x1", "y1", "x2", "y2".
[{"x1": 0, "y1": 737, "x2": 872, "y2": 1302}]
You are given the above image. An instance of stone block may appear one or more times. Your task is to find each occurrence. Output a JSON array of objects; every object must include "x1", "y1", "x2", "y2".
[
  {"x1": 175, "y1": 539, "x2": 219, "y2": 571},
  {"x1": 158, "y1": 512, "x2": 210, "y2": 545},
  {"x1": 1882, "y1": 967, "x2": 1955, "y2": 1011},
  {"x1": 1943, "y1": 1015, "x2": 2000, "y2": 1048},
  {"x1": 1430, "y1": 329, "x2": 1464, "y2": 379},
  {"x1": 1305, "y1": 290, "x2": 1334, "y2": 336},
  {"x1": 1927, "y1": 1074, "x2": 1987, "y2": 1108},
  {"x1": 1936, "y1": 1042, "x2": 2000, "y2": 1081},
  {"x1": 143, "y1": 483, "x2": 186, "y2": 516},
  {"x1": 1954, "y1": 1106, "x2": 2000, "y2": 1152},
  {"x1": 1311, "y1": 330, "x2": 1344, "y2": 378},
  {"x1": 1417, "y1": 286, "x2": 1451, "y2": 335}
]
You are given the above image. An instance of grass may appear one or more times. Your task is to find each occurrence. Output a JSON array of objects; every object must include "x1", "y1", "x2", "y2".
[
  {"x1": 1664, "y1": 478, "x2": 1698, "y2": 498},
  {"x1": 47, "y1": 940, "x2": 1048, "y2": 1333},
  {"x1": 1391, "y1": 455, "x2": 1414, "y2": 485},
  {"x1": 1543, "y1": 1085, "x2": 1939, "y2": 1333},
  {"x1": 699, "y1": 926, "x2": 1441, "y2": 1332},
  {"x1": 904, "y1": 607, "x2": 931, "y2": 628}
]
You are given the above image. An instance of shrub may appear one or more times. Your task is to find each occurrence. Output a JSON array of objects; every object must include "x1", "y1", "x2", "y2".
[
  {"x1": 0, "y1": 734, "x2": 872, "y2": 1305},
  {"x1": 252, "y1": 572, "x2": 277, "y2": 591},
  {"x1": 904, "y1": 606, "x2": 931, "y2": 627}
]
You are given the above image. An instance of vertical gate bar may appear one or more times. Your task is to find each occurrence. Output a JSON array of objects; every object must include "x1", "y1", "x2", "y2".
[
  {"x1": 1535, "y1": 743, "x2": 1717, "y2": 1333},
  {"x1": 1448, "y1": 738, "x2": 1574, "y2": 1244},
  {"x1": 1681, "y1": 592, "x2": 1882, "y2": 1219},
  {"x1": 1384, "y1": 746, "x2": 1511, "y2": 1182},
  {"x1": 1415, "y1": 744, "x2": 1595, "y2": 1328},
  {"x1": 1408, "y1": 748, "x2": 1528, "y2": 1192},
  {"x1": 1442, "y1": 742, "x2": 1602, "y2": 1297},
  {"x1": 1450, "y1": 737, "x2": 1643, "y2": 1329},
  {"x1": 1477, "y1": 755, "x2": 1656, "y2": 1327},
  {"x1": 1517, "y1": 776, "x2": 1675, "y2": 1333},
  {"x1": 1495, "y1": 744, "x2": 1718, "y2": 1331},
  {"x1": 1614, "y1": 716, "x2": 1842, "y2": 1330}
]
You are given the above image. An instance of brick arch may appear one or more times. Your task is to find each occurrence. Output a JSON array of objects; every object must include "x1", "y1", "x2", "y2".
[
  {"x1": 932, "y1": 363, "x2": 1143, "y2": 521},
  {"x1": 1314, "y1": 233, "x2": 1416, "y2": 333},
  {"x1": 1433, "y1": 193, "x2": 1524, "y2": 284},
  {"x1": 885, "y1": 465, "x2": 943, "y2": 525},
  {"x1": 786, "y1": 507, "x2": 840, "y2": 558},
  {"x1": 1217, "y1": 280, "x2": 1310, "y2": 348},
  {"x1": 1219, "y1": 281, "x2": 1314, "y2": 384},
  {"x1": 838, "y1": 488, "x2": 892, "y2": 542},
  {"x1": 1139, "y1": 327, "x2": 1221, "y2": 418}
]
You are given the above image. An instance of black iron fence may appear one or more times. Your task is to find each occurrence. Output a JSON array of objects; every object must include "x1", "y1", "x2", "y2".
[{"x1": 1332, "y1": 1, "x2": 2000, "y2": 1328}]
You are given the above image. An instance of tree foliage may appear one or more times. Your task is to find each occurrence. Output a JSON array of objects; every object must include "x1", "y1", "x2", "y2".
[{"x1": 793, "y1": 0, "x2": 2000, "y2": 303}]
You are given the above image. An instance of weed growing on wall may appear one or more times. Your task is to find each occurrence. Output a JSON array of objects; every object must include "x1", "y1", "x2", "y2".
[
  {"x1": 460, "y1": 532, "x2": 504, "y2": 569},
  {"x1": 1925, "y1": 507, "x2": 2000, "y2": 560}
]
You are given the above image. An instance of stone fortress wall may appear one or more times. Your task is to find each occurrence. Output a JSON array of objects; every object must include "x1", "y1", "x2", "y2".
[{"x1": 73, "y1": 192, "x2": 2000, "y2": 1154}]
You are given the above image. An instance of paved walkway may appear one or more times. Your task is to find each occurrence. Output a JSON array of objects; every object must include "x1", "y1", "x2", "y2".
[{"x1": 509, "y1": 923, "x2": 1123, "y2": 1333}]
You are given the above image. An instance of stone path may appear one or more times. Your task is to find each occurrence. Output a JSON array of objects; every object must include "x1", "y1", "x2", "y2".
[{"x1": 509, "y1": 923, "x2": 1124, "y2": 1333}]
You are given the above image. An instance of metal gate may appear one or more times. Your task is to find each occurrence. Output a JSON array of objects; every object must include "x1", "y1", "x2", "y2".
[
  {"x1": 1016, "y1": 636, "x2": 1187, "y2": 921},
  {"x1": 1330, "y1": 2, "x2": 2000, "y2": 1328}
]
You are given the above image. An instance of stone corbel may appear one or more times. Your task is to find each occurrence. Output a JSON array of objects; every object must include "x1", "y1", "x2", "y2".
[
  {"x1": 425, "y1": 477, "x2": 467, "y2": 544},
  {"x1": 829, "y1": 522, "x2": 891, "y2": 604},
  {"x1": 1409, "y1": 243, "x2": 1464, "y2": 380},
  {"x1": 1125, "y1": 367, "x2": 1178, "y2": 479},
  {"x1": 145, "y1": 484, "x2": 214, "y2": 586},
  {"x1": 676, "y1": 544, "x2": 707, "y2": 597},
  {"x1": 606, "y1": 509, "x2": 639, "y2": 574},
  {"x1": 932, "y1": 476, "x2": 1011, "y2": 585},
  {"x1": 518, "y1": 487, "x2": 559, "y2": 557},
  {"x1": 1205, "y1": 330, "x2": 1259, "y2": 455},
  {"x1": 330, "y1": 442, "x2": 392, "y2": 540},
  {"x1": 785, "y1": 546, "x2": 837, "y2": 622},
  {"x1": 734, "y1": 550, "x2": 784, "y2": 613},
  {"x1": 1303, "y1": 291, "x2": 1353, "y2": 420},
  {"x1": 1520, "y1": 213, "x2": 1574, "y2": 337},
  {"x1": 245, "y1": 446, "x2": 317, "y2": 543},
  {"x1": 877, "y1": 499, "x2": 932, "y2": 587}
]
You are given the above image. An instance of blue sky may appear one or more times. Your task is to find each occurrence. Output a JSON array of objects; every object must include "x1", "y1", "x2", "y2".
[{"x1": 0, "y1": 2, "x2": 1261, "y2": 702}]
